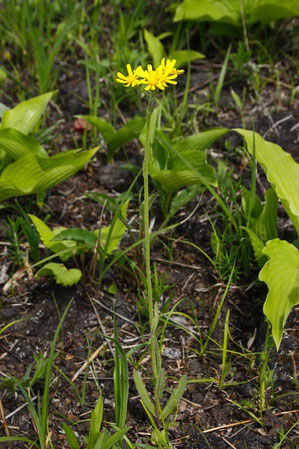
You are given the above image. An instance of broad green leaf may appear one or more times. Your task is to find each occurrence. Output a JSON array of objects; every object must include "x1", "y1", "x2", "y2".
[
  {"x1": 163, "y1": 374, "x2": 188, "y2": 419},
  {"x1": 0, "y1": 148, "x2": 98, "y2": 202},
  {"x1": 101, "y1": 200, "x2": 129, "y2": 255},
  {"x1": 0, "y1": 128, "x2": 48, "y2": 160},
  {"x1": 79, "y1": 116, "x2": 145, "y2": 161},
  {"x1": 79, "y1": 116, "x2": 115, "y2": 143},
  {"x1": 0, "y1": 102, "x2": 9, "y2": 118},
  {"x1": 235, "y1": 129, "x2": 299, "y2": 234},
  {"x1": 37, "y1": 147, "x2": 98, "y2": 172},
  {"x1": 259, "y1": 239, "x2": 299, "y2": 350},
  {"x1": 174, "y1": 0, "x2": 299, "y2": 25},
  {"x1": 108, "y1": 117, "x2": 145, "y2": 158},
  {"x1": 174, "y1": 0, "x2": 240, "y2": 24},
  {"x1": 1, "y1": 92, "x2": 55, "y2": 134},
  {"x1": 0, "y1": 180, "x2": 22, "y2": 201},
  {"x1": 173, "y1": 127, "x2": 229, "y2": 153},
  {"x1": 171, "y1": 149, "x2": 210, "y2": 171},
  {"x1": 29, "y1": 214, "x2": 76, "y2": 260},
  {"x1": 0, "y1": 150, "x2": 11, "y2": 173},
  {"x1": 62, "y1": 424, "x2": 80, "y2": 449},
  {"x1": 133, "y1": 370, "x2": 156, "y2": 417},
  {"x1": 144, "y1": 29, "x2": 165, "y2": 68},
  {"x1": 52, "y1": 228, "x2": 97, "y2": 248},
  {"x1": 154, "y1": 168, "x2": 216, "y2": 193},
  {"x1": 1, "y1": 154, "x2": 44, "y2": 192},
  {"x1": 29, "y1": 214, "x2": 56, "y2": 247},
  {"x1": 251, "y1": 1, "x2": 299, "y2": 23},
  {"x1": 36, "y1": 263, "x2": 82, "y2": 286},
  {"x1": 170, "y1": 50, "x2": 205, "y2": 67}
]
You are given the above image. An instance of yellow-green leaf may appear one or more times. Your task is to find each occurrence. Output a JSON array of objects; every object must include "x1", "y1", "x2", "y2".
[
  {"x1": 259, "y1": 239, "x2": 299, "y2": 350},
  {"x1": 1, "y1": 92, "x2": 55, "y2": 134}
]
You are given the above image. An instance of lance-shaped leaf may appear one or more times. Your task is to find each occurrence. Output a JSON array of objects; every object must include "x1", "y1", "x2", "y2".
[
  {"x1": 144, "y1": 29, "x2": 165, "y2": 68},
  {"x1": 235, "y1": 129, "x2": 299, "y2": 235},
  {"x1": 259, "y1": 239, "x2": 299, "y2": 350},
  {"x1": 62, "y1": 424, "x2": 80, "y2": 449},
  {"x1": 100, "y1": 427, "x2": 130, "y2": 449},
  {"x1": 173, "y1": 127, "x2": 229, "y2": 153},
  {"x1": 163, "y1": 374, "x2": 188, "y2": 419},
  {"x1": 170, "y1": 49, "x2": 205, "y2": 67},
  {"x1": 79, "y1": 115, "x2": 145, "y2": 161},
  {"x1": 133, "y1": 370, "x2": 156, "y2": 417},
  {"x1": 155, "y1": 368, "x2": 166, "y2": 400},
  {"x1": 88, "y1": 395, "x2": 104, "y2": 447},
  {"x1": 101, "y1": 200, "x2": 129, "y2": 255},
  {"x1": 1, "y1": 92, "x2": 55, "y2": 134}
]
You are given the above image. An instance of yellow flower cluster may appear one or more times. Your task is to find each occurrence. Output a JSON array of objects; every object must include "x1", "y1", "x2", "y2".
[{"x1": 116, "y1": 58, "x2": 184, "y2": 91}]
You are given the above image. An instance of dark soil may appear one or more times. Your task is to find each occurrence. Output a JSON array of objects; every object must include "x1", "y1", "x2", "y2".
[{"x1": 0, "y1": 24, "x2": 298, "y2": 449}]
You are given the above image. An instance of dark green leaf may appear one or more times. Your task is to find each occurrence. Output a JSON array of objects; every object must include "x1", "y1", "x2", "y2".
[{"x1": 52, "y1": 228, "x2": 97, "y2": 247}]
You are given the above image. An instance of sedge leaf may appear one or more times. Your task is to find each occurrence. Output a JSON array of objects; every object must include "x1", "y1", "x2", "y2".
[
  {"x1": 133, "y1": 370, "x2": 156, "y2": 417},
  {"x1": 163, "y1": 374, "x2": 188, "y2": 419},
  {"x1": 62, "y1": 424, "x2": 80, "y2": 449}
]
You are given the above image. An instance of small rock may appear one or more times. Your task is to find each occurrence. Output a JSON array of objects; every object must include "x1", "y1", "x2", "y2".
[
  {"x1": 1, "y1": 307, "x2": 16, "y2": 320},
  {"x1": 163, "y1": 347, "x2": 181, "y2": 359}
]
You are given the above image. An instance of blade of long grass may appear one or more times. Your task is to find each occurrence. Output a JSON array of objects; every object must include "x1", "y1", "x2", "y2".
[
  {"x1": 41, "y1": 299, "x2": 74, "y2": 444},
  {"x1": 214, "y1": 45, "x2": 231, "y2": 108},
  {"x1": 219, "y1": 309, "x2": 231, "y2": 389},
  {"x1": 200, "y1": 264, "x2": 235, "y2": 355}
]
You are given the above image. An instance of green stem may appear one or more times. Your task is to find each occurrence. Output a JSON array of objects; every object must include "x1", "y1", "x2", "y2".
[{"x1": 143, "y1": 98, "x2": 157, "y2": 380}]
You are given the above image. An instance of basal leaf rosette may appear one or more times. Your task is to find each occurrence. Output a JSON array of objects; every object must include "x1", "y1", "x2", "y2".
[{"x1": 259, "y1": 239, "x2": 299, "y2": 350}]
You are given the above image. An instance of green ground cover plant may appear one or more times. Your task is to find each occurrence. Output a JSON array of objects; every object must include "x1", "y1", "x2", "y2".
[
  {"x1": 236, "y1": 129, "x2": 299, "y2": 349},
  {"x1": 174, "y1": 0, "x2": 299, "y2": 26},
  {"x1": 0, "y1": 92, "x2": 98, "y2": 202},
  {"x1": 29, "y1": 199, "x2": 129, "y2": 286}
]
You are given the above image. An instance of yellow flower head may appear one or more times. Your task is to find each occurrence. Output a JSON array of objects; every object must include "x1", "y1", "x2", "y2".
[
  {"x1": 116, "y1": 64, "x2": 143, "y2": 87},
  {"x1": 116, "y1": 59, "x2": 184, "y2": 91},
  {"x1": 160, "y1": 58, "x2": 184, "y2": 77}
]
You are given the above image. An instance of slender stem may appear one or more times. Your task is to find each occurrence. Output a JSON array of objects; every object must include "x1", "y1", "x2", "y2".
[{"x1": 143, "y1": 98, "x2": 157, "y2": 380}]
